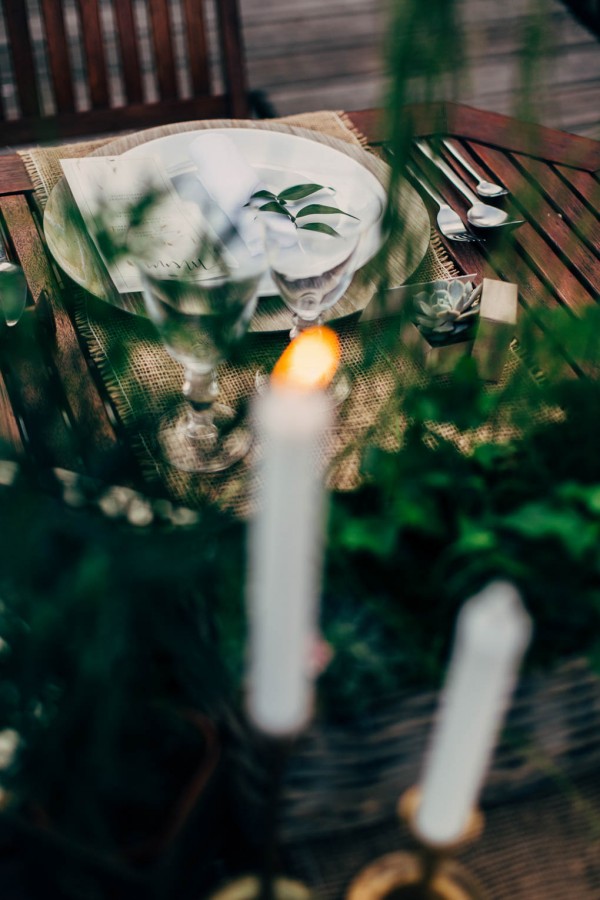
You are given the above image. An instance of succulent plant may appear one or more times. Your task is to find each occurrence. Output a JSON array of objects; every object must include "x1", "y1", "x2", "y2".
[{"x1": 413, "y1": 279, "x2": 482, "y2": 342}]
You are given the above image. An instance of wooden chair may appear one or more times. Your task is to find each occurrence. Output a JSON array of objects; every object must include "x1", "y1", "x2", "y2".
[{"x1": 0, "y1": 0, "x2": 256, "y2": 145}]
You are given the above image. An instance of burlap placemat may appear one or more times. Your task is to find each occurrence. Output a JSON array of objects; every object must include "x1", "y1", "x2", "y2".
[{"x1": 20, "y1": 111, "x2": 507, "y2": 514}]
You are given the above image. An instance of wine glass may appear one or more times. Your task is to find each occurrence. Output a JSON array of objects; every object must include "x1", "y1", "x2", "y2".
[
  {"x1": 137, "y1": 232, "x2": 266, "y2": 474},
  {"x1": 259, "y1": 209, "x2": 379, "y2": 402},
  {"x1": 0, "y1": 260, "x2": 27, "y2": 328}
]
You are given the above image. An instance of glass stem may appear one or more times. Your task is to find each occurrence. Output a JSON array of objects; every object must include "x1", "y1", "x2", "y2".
[
  {"x1": 182, "y1": 369, "x2": 220, "y2": 447},
  {"x1": 290, "y1": 312, "x2": 323, "y2": 340}
]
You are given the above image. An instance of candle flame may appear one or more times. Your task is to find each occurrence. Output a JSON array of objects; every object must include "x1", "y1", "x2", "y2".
[{"x1": 271, "y1": 326, "x2": 341, "y2": 391}]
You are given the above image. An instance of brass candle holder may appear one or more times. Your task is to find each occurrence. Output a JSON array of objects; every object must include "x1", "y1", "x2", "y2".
[
  {"x1": 209, "y1": 875, "x2": 313, "y2": 900},
  {"x1": 346, "y1": 787, "x2": 488, "y2": 900}
]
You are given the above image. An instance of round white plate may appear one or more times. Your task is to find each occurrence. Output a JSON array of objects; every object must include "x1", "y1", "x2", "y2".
[
  {"x1": 124, "y1": 127, "x2": 386, "y2": 292},
  {"x1": 44, "y1": 121, "x2": 430, "y2": 332}
]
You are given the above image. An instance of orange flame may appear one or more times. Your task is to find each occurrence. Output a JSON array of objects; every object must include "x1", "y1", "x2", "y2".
[{"x1": 271, "y1": 326, "x2": 341, "y2": 391}]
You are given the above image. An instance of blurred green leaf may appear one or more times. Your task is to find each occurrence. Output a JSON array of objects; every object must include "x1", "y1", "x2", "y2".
[
  {"x1": 299, "y1": 222, "x2": 341, "y2": 236},
  {"x1": 278, "y1": 183, "x2": 331, "y2": 201},
  {"x1": 296, "y1": 204, "x2": 358, "y2": 219}
]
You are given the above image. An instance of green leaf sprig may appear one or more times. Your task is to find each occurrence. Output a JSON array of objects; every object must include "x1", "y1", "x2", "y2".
[{"x1": 248, "y1": 183, "x2": 358, "y2": 237}]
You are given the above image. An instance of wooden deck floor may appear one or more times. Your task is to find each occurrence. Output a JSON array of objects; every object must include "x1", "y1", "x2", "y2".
[
  {"x1": 239, "y1": 0, "x2": 600, "y2": 139},
  {"x1": 0, "y1": 0, "x2": 597, "y2": 141}
]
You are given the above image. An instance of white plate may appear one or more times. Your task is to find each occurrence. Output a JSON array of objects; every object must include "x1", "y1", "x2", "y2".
[
  {"x1": 44, "y1": 121, "x2": 430, "y2": 332},
  {"x1": 123, "y1": 127, "x2": 386, "y2": 295}
]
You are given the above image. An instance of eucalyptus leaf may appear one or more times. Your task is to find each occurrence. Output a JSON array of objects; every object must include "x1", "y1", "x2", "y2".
[
  {"x1": 258, "y1": 201, "x2": 293, "y2": 218},
  {"x1": 249, "y1": 189, "x2": 277, "y2": 201},
  {"x1": 296, "y1": 204, "x2": 359, "y2": 219},
  {"x1": 299, "y1": 222, "x2": 341, "y2": 237},
  {"x1": 278, "y1": 183, "x2": 332, "y2": 202}
]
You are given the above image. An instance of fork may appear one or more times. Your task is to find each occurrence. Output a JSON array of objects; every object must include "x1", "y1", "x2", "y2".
[{"x1": 405, "y1": 163, "x2": 482, "y2": 243}]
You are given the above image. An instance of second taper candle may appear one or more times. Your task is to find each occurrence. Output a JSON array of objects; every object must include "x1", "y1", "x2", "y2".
[{"x1": 416, "y1": 581, "x2": 532, "y2": 845}]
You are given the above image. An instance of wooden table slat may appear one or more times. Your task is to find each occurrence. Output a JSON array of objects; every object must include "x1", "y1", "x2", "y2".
[
  {"x1": 446, "y1": 104, "x2": 600, "y2": 172},
  {"x1": 347, "y1": 105, "x2": 600, "y2": 171},
  {"x1": 0, "y1": 367, "x2": 25, "y2": 459},
  {"x1": 0, "y1": 194, "x2": 129, "y2": 476},
  {"x1": 485, "y1": 247, "x2": 591, "y2": 380},
  {"x1": 464, "y1": 144, "x2": 600, "y2": 297},
  {"x1": 509, "y1": 153, "x2": 600, "y2": 259},
  {"x1": 0, "y1": 156, "x2": 33, "y2": 196},
  {"x1": 512, "y1": 224, "x2": 596, "y2": 313},
  {"x1": 553, "y1": 164, "x2": 600, "y2": 214}
]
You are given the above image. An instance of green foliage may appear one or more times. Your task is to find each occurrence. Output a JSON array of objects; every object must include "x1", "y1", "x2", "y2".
[
  {"x1": 3, "y1": 311, "x2": 589, "y2": 736},
  {"x1": 0, "y1": 469, "x2": 245, "y2": 855},
  {"x1": 320, "y1": 332, "x2": 600, "y2": 717}
]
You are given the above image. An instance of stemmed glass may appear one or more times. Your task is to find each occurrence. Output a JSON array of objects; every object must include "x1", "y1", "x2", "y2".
[
  {"x1": 0, "y1": 259, "x2": 27, "y2": 328},
  {"x1": 137, "y1": 231, "x2": 266, "y2": 474},
  {"x1": 259, "y1": 210, "x2": 377, "y2": 402}
]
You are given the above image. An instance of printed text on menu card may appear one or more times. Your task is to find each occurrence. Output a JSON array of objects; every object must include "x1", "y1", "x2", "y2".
[{"x1": 60, "y1": 156, "x2": 227, "y2": 294}]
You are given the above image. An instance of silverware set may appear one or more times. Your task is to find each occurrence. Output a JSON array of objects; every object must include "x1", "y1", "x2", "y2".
[
  {"x1": 388, "y1": 138, "x2": 523, "y2": 245},
  {"x1": 414, "y1": 140, "x2": 523, "y2": 232},
  {"x1": 406, "y1": 163, "x2": 482, "y2": 244}
]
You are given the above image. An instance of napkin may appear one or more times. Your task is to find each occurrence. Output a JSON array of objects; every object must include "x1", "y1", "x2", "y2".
[
  {"x1": 188, "y1": 133, "x2": 261, "y2": 218},
  {"x1": 179, "y1": 133, "x2": 265, "y2": 256}
]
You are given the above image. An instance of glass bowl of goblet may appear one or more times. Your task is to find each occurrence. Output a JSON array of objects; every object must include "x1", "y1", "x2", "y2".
[
  {"x1": 137, "y1": 233, "x2": 266, "y2": 474},
  {"x1": 259, "y1": 209, "x2": 380, "y2": 403}
]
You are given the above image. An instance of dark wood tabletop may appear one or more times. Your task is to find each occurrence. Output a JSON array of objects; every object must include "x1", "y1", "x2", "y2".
[{"x1": 0, "y1": 102, "x2": 598, "y2": 486}]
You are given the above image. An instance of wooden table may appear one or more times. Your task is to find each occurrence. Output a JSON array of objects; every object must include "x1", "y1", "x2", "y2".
[{"x1": 0, "y1": 102, "x2": 598, "y2": 486}]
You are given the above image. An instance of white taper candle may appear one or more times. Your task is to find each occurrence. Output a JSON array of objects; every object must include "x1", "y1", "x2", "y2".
[
  {"x1": 247, "y1": 384, "x2": 332, "y2": 736},
  {"x1": 416, "y1": 581, "x2": 532, "y2": 845}
]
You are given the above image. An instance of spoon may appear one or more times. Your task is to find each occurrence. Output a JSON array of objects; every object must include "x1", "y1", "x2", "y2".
[
  {"x1": 442, "y1": 139, "x2": 509, "y2": 199},
  {"x1": 415, "y1": 141, "x2": 524, "y2": 231}
]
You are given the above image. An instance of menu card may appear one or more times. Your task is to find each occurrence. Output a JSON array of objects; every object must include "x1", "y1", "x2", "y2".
[{"x1": 60, "y1": 156, "x2": 231, "y2": 294}]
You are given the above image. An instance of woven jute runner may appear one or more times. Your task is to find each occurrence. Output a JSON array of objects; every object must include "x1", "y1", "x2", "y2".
[{"x1": 20, "y1": 111, "x2": 525, "y2": 514}]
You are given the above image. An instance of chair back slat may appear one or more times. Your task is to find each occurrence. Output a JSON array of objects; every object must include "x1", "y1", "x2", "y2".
[
  {"x1": 39, "y1": 0, "x2": 75, "y2": 113},
  {"x1": 112, "y1": 0, "x2": 143, "y2": 105},
  {"x1": 148, "y1": 0, "x2": 178, "y2": 101},
  {"x1": 182, "y1": 0, "x2": 211, "y2": 96},
  {"x1": 0, "y1": 0, "x2": 252, "y2": 143},
  {"x1": 216, "y1": 0, "x2": 250, "y2": 119},
  {"x1": 3, "y1": 0, "x2": 41, "y2": 118},
  {"x1": 75, "y1": 0, "x2": 110, "y2": 108}
]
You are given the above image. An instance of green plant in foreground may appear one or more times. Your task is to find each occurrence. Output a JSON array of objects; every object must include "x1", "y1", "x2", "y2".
[
  {"x1": 0, "y1": 467, "x2": 245, "y2": 857},
  {"x1": 319, "y1": 323, "x2": 600, "y2": 717}
]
